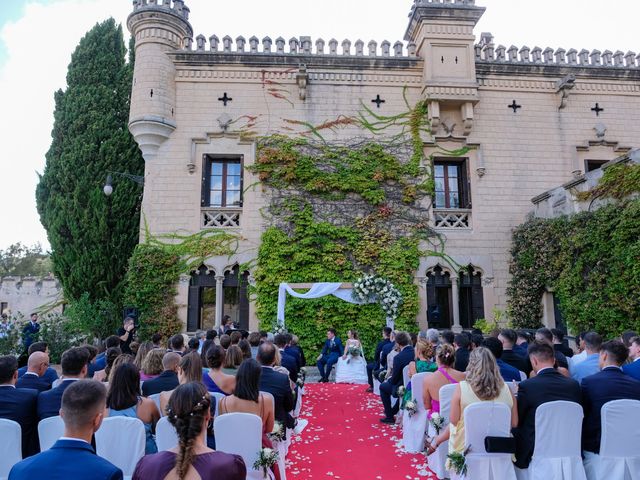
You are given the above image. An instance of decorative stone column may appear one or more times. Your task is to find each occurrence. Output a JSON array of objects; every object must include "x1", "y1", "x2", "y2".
[
  {"x1": 215, "y1": 275, "x2": 225, "y2": 329},
  {"x1": 451, "y1": 277, "x2": 462, "y2": 333}
]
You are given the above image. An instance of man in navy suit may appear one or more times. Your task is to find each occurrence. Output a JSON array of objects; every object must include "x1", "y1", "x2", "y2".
[
  {"x1": 512, "y1": 341, "x2": 582, "y2": 469},
  {"x1": 141, "y1": 352, "x2": 180, "y2": 396},
  {"x1": 21, "y1": 313, "x2": 40, "y2": 351},
  {"x1": 16, "y1": 351, "x2": 51, "y2": 392},
  {"x1": 257, "y1": 342, "x2": 295, "y2": 435},
  {"x1": 316, "y1": 328, "x2": 343, "y2": 383},
  {"x1": 367, "y1": 327, "x2": 392, "y2": 392},
  {"x1": 0, "y1": 355, "x2": 40, "y2": 457},
  {"x1": 9, "y1": 379, "x2": 122, "y2": 480},
  {"x1": 274, "y1": 334, "x2": 298, "y2": 383},
  {"x1": 582, "y1": 340, "x2": 640, "y2": 462},
  {"x1": 17, "y1": 342, "x2": 58, "y2": 386},
  {"x1": 622, "y1": 336, "x2": 640, "y2": 381},
  {"x1": 92, "y1": 336, "x2": 121, "y2": 372},
  {"x1": 379, "y1": 331, "x2": 415, "y2": 424},
  {"x1": 483, "y1": 337, "x2": 522, "y2": 382},
  {"x1": 38, "y1": 347, "x2": 89, "y2": 420},
  {"x1": 283, "y1": 333, "x2": 302, "y2": 369}
]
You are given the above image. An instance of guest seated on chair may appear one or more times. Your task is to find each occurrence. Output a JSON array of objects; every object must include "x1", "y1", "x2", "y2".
[
  {"x1": 316, "y1": 328, "x2": 343, "y2": 383},
  {"x1": 168, "y1": 334, "x2": 186, "y2": 356},
  {"x1": 38, "y1": 347, "x2": 89, "y2": 420},
  {"x1": 9, "y1": 380, "x2": 123, "y2": 480},
  {"x1": 483, "y1": 337, "x2": 522, "y2": 382},
  {"x1": 93, "y1": 346, "x2": 121, "y2": 383},
  {"x1": 257, "y1": 342, "x2": 295, "y2": 435},
  {"x1": 551, "y1": 328, "x2": 574, "y2": 358},
  {"x1": 223, "y1": 345, "x2": 244, "y2": 374},
  {"x1": 0, "y1": 355, "x2": 39, "y2": 457},
  {"x1": 498, "y1": 329, "x2": 529, "y2": 375},
  {"x1": 571, "y1": 332, "x2": 602, "y2": 383},
  {"x1": 133, "y1": 341, "x2": 154, "y2": 373},
  {"x1": 379, "y1": 332, "x2": 415, "y2": 424},
  {"x1": 513, "y1": 330, "x2": 531, "y2": 358},
  {"x1": 367, "y1": 327, "x2": 393, "y2": 392},
  {"x1": 93, "y1": 336, "x2": 121, "y2": 373},
  {"x1": 284, "y1": 333, "x2": 303, "y2": 368},
  {"x1": 140, "y1": 348, "x2": 166, "y2": 381},
  {"x1": 142, "y1": 352, "x2": 180, "y2": 397},
  {"x1": 17, "y1": 341, "x2": 58, "y2": 386},
  {"x1": 248, "y1": 332, "x2": 261, "y2": 359},
  {"x1": 512, "y1": 341, "x2": 581, "y2": 470},
  {"x1": 105, "y1": 363, "x2": 160, "y2": 454},
  {"x1": 581, "y1": 340, "x2": 640, "y2": 462},
  {"x1": 132, "y1": 382, "x2": 246, "y2": 480},
  {"x1": 448, "y1": 347, "x2": 518, "y2": 455},
  {"x1": 159, "y1": 352, "x2": 204, "y2": 415},
  {"x1": 16, "y1": 351, "x2": 51, "y2": 392},
  {"x1": 274, "y1": 334, "x2": 298, "y2": 383},
  {"x1": 534, "y1": 328, "x2": 569, "y2": 374},
  {"x1": 203, "y1": 345, "x2": 236, "y2": 395},
  {"x1": 623, "y1": 336, "x2": 640, "y2": 381},
  {"x1": 453, "y1": 333, "x2": 471, "y2": 372},
  {"x1": 238, "y1": 339, "x2": 252, "y2": 361}
]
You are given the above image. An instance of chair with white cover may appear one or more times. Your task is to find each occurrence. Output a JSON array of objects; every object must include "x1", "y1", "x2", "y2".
[
  {"x1": 451, "y1": 402, "x2": 516, "y2": 480},
  {"x1": 402, "y1": 372, "x2": 431, "y2": 453},
  {"x1": 210, "y1": 392, "x2": 227, "y2": 416},
  {"x1": 402, "y1": 365, "x2": 411, "y2": 387},
  {"x1": 293, "y1": 388, "x2": 303, "y2": 418},
  {"x1": 95, "y1": 416, "x2": 146, "y2": 480},
  {"x1": 515, "y1": 401, "x2": 586, "y2": 480},
  {"x1": 584, "y1": 399, "x2": 640, "y2": 480},
  {"x1": 0, "y1": 419, "x2": 22, "y2": 480},
  {"x1": 38, "y1": 415, "x2": 65, "y2": 452},
  {"x1": 156, "y1": 416, "x2": 179, "y2": 452},
  {"x1": 519, "y1": 371, "x2": 527, "y2": 381},
  {"x1": 214, "y1": 412, "x2": 274, "y2": 480},
  {"x1": 149, "y1": 393, "x2": 162, "y2": 415},
  {"x1": 427, "y1": 383, "x2": 457, "y2": 480},
  {"x1": 373, "y1": 377, "x2": 381, "y2": 395}
]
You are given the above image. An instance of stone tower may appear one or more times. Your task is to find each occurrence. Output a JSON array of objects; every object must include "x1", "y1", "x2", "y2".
[{"x1": 127, "y1": 0, "x2": 193, "y2": 161}]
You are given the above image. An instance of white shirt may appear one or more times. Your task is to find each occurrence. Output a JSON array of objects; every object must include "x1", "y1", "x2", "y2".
[
  {"x1": 536, "y1": 367, "x2": 555, "y2": 375},
  {"x1": 59, "y1": 437, "x2": 90, "y2": 445},
  {"x1": 0, "y1": 384, "x2": 15, "y2": 388}
]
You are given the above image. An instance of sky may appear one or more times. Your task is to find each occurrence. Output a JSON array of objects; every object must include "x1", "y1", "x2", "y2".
[{"x1": 0, "y1": 0, "x2": 638, "y2": 251}]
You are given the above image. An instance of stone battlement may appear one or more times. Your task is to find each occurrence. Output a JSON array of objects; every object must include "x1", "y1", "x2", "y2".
[
  {"x1": 0, "y1": 275, "x2": 62, "y2": 317},
  {"x1": 131, "y1": 0, "x2": 190, "y2": 21}
]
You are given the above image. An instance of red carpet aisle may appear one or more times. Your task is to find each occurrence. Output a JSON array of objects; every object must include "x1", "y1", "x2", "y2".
[{"x1": 287, "y1": 383, "x2": 436, "y2": 479}]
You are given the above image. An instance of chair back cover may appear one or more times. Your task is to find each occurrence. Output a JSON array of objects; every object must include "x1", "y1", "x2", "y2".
[
  {"x1": 402, "y1": 365, "x2": 410, "y2": 387},
  {"x1": 425, "y1": 383, "x2": 457, "y2": 479},
  {"x1": 214, "y1": 413, "x2": 265, "y2": 480},
  {"x1": 95, "y1": 416, "x2": 146, "y2": 477},
  {"x1": 38, "y1": 415, "x2": 65, "y2": 452},
  {"x1": 149, "y1": 393, "x2": 162, "y2": 416},
  {"x1": 210, "y1": 392, "x2": 226, "y2": 416},
  {"x1": 155, "y1": 416, "x2": 179, "y2": 452},
  {"x1": 411, "y1": 372, "x2": 430, "y2": 414},
  {"x1": 0, "y1": 419, "x2": 22, "y2": 479},
  {"x1": 401, "y1": 372, "x2": 432, "y2": 453},
  {"x1": 439, "y1": 383, "x2": 457, "y2": 423},
  {"x1": 597, "y1": 399, "x2": 640, "y2": 480}
]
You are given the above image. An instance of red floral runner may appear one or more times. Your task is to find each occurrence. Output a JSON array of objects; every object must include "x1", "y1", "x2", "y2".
[{"x1": 287, "y1": 383, "x2": 436, "y2": 479}]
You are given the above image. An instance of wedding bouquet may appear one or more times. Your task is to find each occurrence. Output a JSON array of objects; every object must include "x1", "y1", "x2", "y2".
[
  {"x1": 352, "y1": 274, "x2": 403, "y2": 322},
  {"x1": 267, "y1": 421, "x2": 286, "y2": 443},
  {"x1": 253, "y1": 447, "x2": 279, "y2": 478},
  {"x1": 404, "y1": 399, "x2": 418, "y2": 418},
  {"x1": 446, "y1": 447, "x2": 471, "y2": 477},
  {"x1": 347, "y1": 346, "x2": 361, "y2": 357},
  {"x1": 429, "y1": 412, "x2": 446, "y2": 435}
]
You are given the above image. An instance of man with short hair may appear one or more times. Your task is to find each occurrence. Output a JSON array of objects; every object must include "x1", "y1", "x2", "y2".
[
  {"x1": 571, "y1": 332, "x2": 603, "y2": 383},
  {"x1": 37, "y1": 347, "x2": 90, "y2": 420},
  {"x1": 513, "y1": 330, "x2": 531, "y2": 357},
  {"x1": 367, "y1": 327, "x2": 393, "y2": 393},
  {"x1": 22, "y1": 313, "x2": 40, "y2": 351},
  {"x1": 569, "y1": 332, "x2": 588, "y2": 371},
  {"x1": 622, "y1": 336, "x2": 640, "y2": 381},
  {"x1": 551, "y1": 328, "x2": 574, "y2": 358},
  {"x1": 513, "y1": 342, "x2": 581, "y2": 470},
  {"x1": 453, "y1": 333, "x2": 471, "y2": 372},
  {"x1": 248, "y1": 332, "x2": 261, "y2": 359},
  {"x1": 16, "y1": 351, "x2": 51, "y2": 392},
  {"x1": 274, "y1": 334, "x2": 298, "y2": 382},
  {"x1": 379, "y1": 331, "x2": 415, "y2": 424},
  {"x1": 0, "y1": 355, "x2": 39, "y2": 457},
  {"x1": 483, "y1": 337, "x2": 521, "y2": 382},
  {"x1": 499, "y1": 329, "x2": 529, "y2": 374},
  {"x1": 141, "y1": 352, "x2": 180, "y2": 396},
  {"x1": 582, "y1": 340, "x2": 640, "y2": 466},
  {"x1": 229, "y1": 331, "x2": 242, "y2": 346},
  {"x1": 441, "y1": 330, "x2": 455, "y2": 346},
  {"x1": 9, "y1": 380, "x2": 123, "y2": 480},
  {"x1": 17, "y1": 341, "x2": 58, "y2": 385},
  {"x1": 283, "y1": 333, "x2": 302, "y2": 369},
  {"x1": 116, "y1": 317, "x2": 136, "y2": 355},
  {"x1": 535, "y1": 328, "x2": 569, "y2": 371},
  {"x1": 93, "y1": 336, "x2": 121, "y2": 372},
  {"x1": 219, "y1": 334, "x2": 231, "y2": 349},
  {"x1": 257, "y1": 342, "x2": 295, "y2": 436},
  {"x1": 316, "y1": 329, "x2": 343, "y2": 383},
  {"x1": 168, "y1": 334, "x2": 186, "y2": 355},
  {"x1": 151, "y1": 332, "x2": 163, "y2": 349}
]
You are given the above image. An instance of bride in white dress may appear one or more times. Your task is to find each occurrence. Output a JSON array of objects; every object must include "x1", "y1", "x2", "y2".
[{"x1": 335, "y1": 330, "x2": 368, "y2": 384}]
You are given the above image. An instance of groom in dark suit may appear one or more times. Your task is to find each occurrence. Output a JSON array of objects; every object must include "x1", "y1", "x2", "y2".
[{"x1": 316, "y1": 328, "x2": 343, "y2": 383}]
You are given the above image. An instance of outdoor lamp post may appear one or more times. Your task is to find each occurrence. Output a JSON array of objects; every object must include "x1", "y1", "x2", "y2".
[{"x1": 103, "y1": 172, "x2": 145, "y2": 196}]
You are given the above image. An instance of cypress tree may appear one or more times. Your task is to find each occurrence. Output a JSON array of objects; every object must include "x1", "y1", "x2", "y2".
[{"x1": 36, "y1": 19, "x2": 144, "y2": 304}]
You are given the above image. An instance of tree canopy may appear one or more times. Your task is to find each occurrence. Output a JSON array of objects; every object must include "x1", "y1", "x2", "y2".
[{"x1": 0, "y1": 243, "x2": 51, "y2": 277}]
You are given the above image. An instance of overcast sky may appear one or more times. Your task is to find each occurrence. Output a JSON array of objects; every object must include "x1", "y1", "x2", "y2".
[{"x1": 0, "y1": 0, "x2": 638, "y2": 251}]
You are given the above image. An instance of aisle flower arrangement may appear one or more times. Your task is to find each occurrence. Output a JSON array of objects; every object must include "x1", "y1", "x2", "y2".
[
  {"x1": 446, "y1": 447, "x2": 471, "y2": 477},
  {"x1": 429, "y1": 412, "x2": 446, "y2": 435},
  {"x1": 267, "y1": 421, "x2": 286, "y2": 442},
  {"x1": 254, "y1": 447, "x2": 279, "y2": 478},
  {"x1": 404, "y1": 399, "x2": 418, "y2": 418},
  {"x1": 352, "y1": 274, "x2": 403, "y2": 322}
]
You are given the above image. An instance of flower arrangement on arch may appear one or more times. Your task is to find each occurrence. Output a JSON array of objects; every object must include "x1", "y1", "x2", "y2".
[
  {"x1": 253, "y1": 447, "x2": 279, "y2": 478},
  {"x1": 352, "y1": 274, "x2": 403, "y2": 322}
]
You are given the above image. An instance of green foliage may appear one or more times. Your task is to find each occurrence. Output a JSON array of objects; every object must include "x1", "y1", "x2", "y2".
[
  {"x1": 37, "y1": 313, "x2": 84, "y2": 363},
  {"x1": 63, "y1": 293, "x2": 119, "y2": 341},
  {"x1": 508, "y1": 199, "x2": 640, "y2": 337},
  {"x1": 575, "y1": 162, "x2": 640, "y2": 202},
  {"x1": 36, "y1": 18, "x2": 143, "y2": 305},
  {"x1": 0, "y1": 243, "x2": 52, "y2": 277}
]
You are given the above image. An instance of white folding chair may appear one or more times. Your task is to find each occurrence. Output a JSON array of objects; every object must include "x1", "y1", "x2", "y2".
[
  {"x1": 427, "y1": 383, "x2": 457, "y2": 480},
  {"x1": 402, "y1": 365, "x2": 411, "y2": 387},
  {"x1": 156, "y1": 416, "x2": 179, "y2": 452},
  {"x1": 454, "y1": 402, "x2": 516, "y2": 480},
  {"x1": 95, "y1": 416, "x2": 146, "y2": 480},
  {"x1": 214, "y1": 412, "x2": 273, "y2": 480},
  {"x1": 519, "y1": 371, "x2": 527, "y2": 381},
  {"x1": 293, "y1": 389, "x2": 303, "y2": 418},
  {"x1": 584, "y1": 399, "x2": 640, "y2": 480},
  {"x1": 38, "y1": 415, "x2": 65, "y2": 452},
  {"x1": 0, "y1": 419, "x2": 22, "y2": 480},
  {"x1": 149, "y1": 393, "x2": 162, "y2": 415},
  {"x1": 402, "y1": 372, "x2": 431, "y2": 453},
  {"x1": 210, "y1": 392, "x2": 227, "y2": 416},
  {"x1": 516, "y1": 401, "x2": 585, "y2": 480},
  {"x1": 373, "y1": 377, "x2": 381, "y2": 395}
]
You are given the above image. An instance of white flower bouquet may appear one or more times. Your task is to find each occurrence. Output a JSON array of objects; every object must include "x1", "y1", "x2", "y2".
[
  {"x1": 267, "y1": 421, "x2": 286, "y2": 443},
  {"x1": 429, "y1": 412, "x2": 446, "y2": 435},
  {"x1": 396, "y1": 385, "x2": 406, "y2": 397},
  {"x1": 253, "y1": 447, "x2": 279, "y2": 478},
  {"x1": 404, "y1": 399, "x2": 418, "y2": 418},
  {"x1": 352, "y1": 274, "x2": 403, "y2": 322},
  {"x1": 347, "y1": 345, "x2": 361, "y2": 357}
]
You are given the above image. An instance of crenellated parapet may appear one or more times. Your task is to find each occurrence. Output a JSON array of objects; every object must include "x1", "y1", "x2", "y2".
[
  {"x1": 0, "y1": 275, "x2": 62, "y2": 317},
  {"x1": 131, "y1": 0, "x2": 191, "y2": 22}
]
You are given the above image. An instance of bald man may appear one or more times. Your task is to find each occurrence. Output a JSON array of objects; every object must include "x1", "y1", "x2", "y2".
[
  {"x1": 16, "y1": 352, "x2": 51, "y2": 392},
  {"x1": 141, "y1": 352, "x2": 180, "y2": 396}
]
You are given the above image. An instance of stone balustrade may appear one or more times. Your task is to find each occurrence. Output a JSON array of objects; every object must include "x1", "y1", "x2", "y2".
[
  {"x1": 131, "y1": 0, "x2": 190, "y2": 21},
  {"x1": 413, "y1": 0, "x2": 476, "y2": 5},
  {"x1": 190, "y1": 34, "x2": 417, "y2": 58},
  {"x1": 476, "y1": 32, "x2": 639, "y2": 68}
]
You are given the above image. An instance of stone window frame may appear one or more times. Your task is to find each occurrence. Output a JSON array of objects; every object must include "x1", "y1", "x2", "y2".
[
  {"x1": 201, "y1": 154, "x2": 244, "y2": 208},
  {"x1": 433, "y1": 157, "x2": 472, "y2": 210}
]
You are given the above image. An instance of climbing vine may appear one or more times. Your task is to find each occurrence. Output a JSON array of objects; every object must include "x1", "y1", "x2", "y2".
[{"x1": 575, "y1": 161, "x2": 640, "y2": 203}]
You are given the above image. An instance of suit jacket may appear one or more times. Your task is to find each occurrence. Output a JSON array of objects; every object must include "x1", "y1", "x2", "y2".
[
  {"x1": 623, "y1": 359, "x2": 640, "y2": 381},
  {"x1": 16, "y1": 373, "x2": 51, "y2": 393},
  {"x1": 22, "y1": 322, "x2": 40, "y2": 349},
  {"x1": 320, "y1": 337, "x2": 343, "y2": 357},
  {"x1": 259, "y1": 367, "x2": 295, "y2": 431},
  {"x1": 454, "y1": 348, "x2": 470, "y2": 372},
  {"x1": 497, "y1": 359, "x2": 522, "y2": 383},
  {"x1": 141, "y1": 370, "x2": 179, "y2": 397},
  {"x1": 284, "y1": 346, "x2": 302, "y2": 370},
  {"x1": 37, "y1": 379, "x2": 78, "y2": 421},
  {"x1": 581, "y1": 366, "x2": 640, "y2": 454},
  {"x1": 513, "y1": 342, "x2": 528, "y2": 358},
  {"x1": 380, "y1": 342, "x2": 395, "y2": 369},
  {"x1": 0, "y1": 385, "x2": 40, "y2": 457},
  {"x1": 501, "y1": 349, "x2": 529, "y2": 375},
  {"x1": 279, "y1": 349, "x2": 299, "y2": 383},
  {"x1": 554, "y1": 343, "x2": 574, "y2": 358},
  {"x1": 388, "y1": 346, "x2": 415, "y2": 389},
  {"x1": 9, "y1": 439, "x2": 123, "y2": 480},
  {"x1": 372, "y1": 339, "x2": 392, "y2": 370},
  {"x1": 513, "y1": 369, "x2": 582, "y2": 468},
  {"x1": 18, "y1": 366, "x2": 58, "y2": 386}
]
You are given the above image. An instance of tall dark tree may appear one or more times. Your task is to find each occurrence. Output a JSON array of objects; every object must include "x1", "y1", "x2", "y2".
[{"x1": 36, "y1": 19, "x2": 143, "y2": 303}]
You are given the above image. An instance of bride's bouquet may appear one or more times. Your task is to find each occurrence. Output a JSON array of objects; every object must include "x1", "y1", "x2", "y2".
[
  {"x1": 347, "y1": 345, "x2": 361, "y2": 357},
  {"x1": 404, "y1": 399, "x2": 418, "y2": 418},
  {"x1": 253, "y1": 447, "x2": 279, "y2": 478}
]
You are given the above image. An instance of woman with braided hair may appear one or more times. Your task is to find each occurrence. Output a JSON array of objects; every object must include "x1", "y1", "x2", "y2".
[{"x1": 132, "y1": 382, "x2": 246, "y2": 480}]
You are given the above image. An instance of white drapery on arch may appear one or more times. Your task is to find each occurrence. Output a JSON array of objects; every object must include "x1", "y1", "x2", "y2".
[{"x1": 276, "y1": 282, "x2": 394, "y2": 329}]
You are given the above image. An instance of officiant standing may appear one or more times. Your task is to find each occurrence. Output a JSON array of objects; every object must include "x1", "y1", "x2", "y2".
[{"x1": 317, "y1": 329, "x2": 343, "y2": 383}]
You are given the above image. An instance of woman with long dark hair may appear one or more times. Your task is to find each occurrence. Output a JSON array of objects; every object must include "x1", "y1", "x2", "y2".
[
  {"x1": 105, "y1": 362, "x2": 160, "y2": 454},
  {"x1": 202, "y1": 345, "x2": 235, "y2": 394},
  {"x1": 133, "y1": 382, "x2": 246, "y2": 480}
]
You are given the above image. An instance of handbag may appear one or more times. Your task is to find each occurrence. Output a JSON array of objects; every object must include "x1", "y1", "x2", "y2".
[{"x1": 484, "y1": 435, "x2": 516, "y2": 454}]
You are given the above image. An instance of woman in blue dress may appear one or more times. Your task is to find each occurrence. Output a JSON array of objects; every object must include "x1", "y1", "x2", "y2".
[{"x1": 202, "y1": 345, "x2": 236, "y2": 395}]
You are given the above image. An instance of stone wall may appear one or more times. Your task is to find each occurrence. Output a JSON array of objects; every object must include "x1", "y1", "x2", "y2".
[{"x1": 0, "y1": 276, "x2": 63, "y2": 318}]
